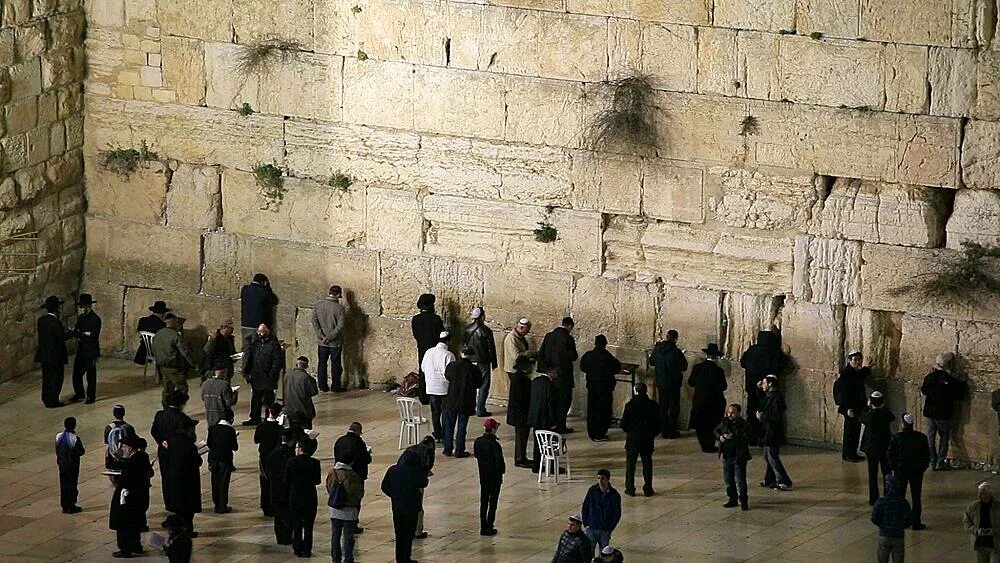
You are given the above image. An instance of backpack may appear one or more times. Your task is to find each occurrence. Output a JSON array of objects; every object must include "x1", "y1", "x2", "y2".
[
  {"x1": 106, "y1": 423, "x2": 127, "y2": 461},
  {"x1": 327, "y1": 471, "x2": 347, "y2": 509}
]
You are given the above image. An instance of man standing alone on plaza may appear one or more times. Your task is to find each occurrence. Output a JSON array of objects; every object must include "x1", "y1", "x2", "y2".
[
  {"x1": 649, "y1": 329, "x2": 687, "y2": 439},
  {"x1": 964, "y1": 481, "x2": 1000, "y2": 563},
  {"x1": 242, "y1": 324, "x2": 284, "y2": 426},
  {"x1": 871, "y1": 474, "x2": 912, "y2": 563},
  {"x1": 538, "y1": 317, "x2": 578, "y2": 434},
  {"x1": 758, "y1": 375, "x2": 792, "y2": 490},
  {"x1": 473, "y1": 418, "x2": 505, "y2": 536},
  {"x1": 581, "y1": 469, "x2": 622, "y2": 554},
  {"x1": 715, "y1": 404, "x2": 752, "y2": 510},
  {"x1": 921, "y1": 352, "x2": 968, "y2": 471},
  {"x1": 464, "y1": 307, "x2": 497, "y2": 417},
  {"x1": 620, "y1": 383, "x2": 659, "y2": 497},
  {"x1": 284, "y1": 356, "x2": 319, "y2": 430},
  {"x1": 313, "y1": 285, "x2": 347, "y2": 393}
]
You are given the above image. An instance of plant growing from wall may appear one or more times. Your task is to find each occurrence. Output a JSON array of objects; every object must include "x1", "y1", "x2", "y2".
[
  {"x1": 809, "y1": 31, "x2": 824, "y2": 40},
  {"x1": 236, "y1": 102, "x2": 255, "y2": 116},
  {"x1": 739, "y1": 115, "x2": 759, "y2": 136},
  {"x1": 328, "y1": 172, "x2": 353, "y2": 191},
  {"x1": 356, "y1": 49, "x2": 369, "y2": 61},
  {"x1": 889, "y1": 241, "x2": 1000, "y2": 305},
  {"x1": 534, "y1": 221, "x2": 557, "y2": 243},
  {"x1": 586, "y1": 71, "x2": 658, "y2": 153},
  {"x1": 98, "y1": 140, "x2": 159, "y2": 178},
  {"x1": 253, "y1": 162, "x2": 286, "y2": 210},
  {"x1": 234, "y1": 38, "x2": 305, "y2": 77},
  {"x1": 351, "y1": 5, "x2": 362, "y2": 13}
]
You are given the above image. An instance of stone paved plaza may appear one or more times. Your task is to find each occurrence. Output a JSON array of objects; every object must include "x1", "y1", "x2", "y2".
[{"x1": 0, "y1": 359, "x2": 991, "y2": 562}]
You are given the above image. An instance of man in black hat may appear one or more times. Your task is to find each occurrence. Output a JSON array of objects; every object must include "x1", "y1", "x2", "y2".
[
  {"x1": 36, "y1": 295, "x2": 68, "y2": 408},
  {"x1": 241, "y1": 273, "x2": 278, "y2": 348},
  {"x1": 134, "y1": 301, "x2": 169, "y2": 365},
  {"x1": 70, "y1": 293, "x2": 102, "y2": 404},
  {"x1": 687, "y1": 343, "x2": 728, "y2": 453}
]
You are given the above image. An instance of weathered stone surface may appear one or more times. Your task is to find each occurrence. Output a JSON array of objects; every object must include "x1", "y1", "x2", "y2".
[
  {"x1": 232, "y1": 0, "x2": 315, "y2": 49},
  {"x1": 976, "y1": 50, "x2": 1000, "y2": 120},
  {"x1": 602, "y1": 215, "x2": 649, "y2": 281},
  {"x1": 157, "y1": 0, "x2": 233, "y2": 42},
  {"x1": 736, "y1": 31, "x2": 779, "y2": 100},
  {"x1": 654, "y1": 92, "x2": 747, "y2": 164},
  {"x1": 379, "y1": 253, "x2": 432, "y2": 319},
  {"x1": 568, "y1": 151, "x2": 641, "y2": 214},
  {"x1": 928, "y1": 47, "x2": 975, "y2": 117},
  {"x1": 697, "y1": 27, "x2": 738, "y2": 97},
  {"x1": 85, "y1": 97, "x2": 284, "y2": 170},
  {"x1": 897, "y1": 314, "x2": 958, "y2": 382},
  {"x1": 946, "y1": 189, "x2": 1000, "y2": 248},
  {"x1": 640, "y1": 23, "x2": 697, "y2": 91},
  {"x1": 793, "y1": 235, "x2": 862, "y2": 305},
  {"x1": 340, "y1": 316, "x2": 419, "y2": 388},
  {"x1": 413, "y1": 66, "x2": 506, "y2": 140},
  {"x1": 785, "y1": 369, "x2": 834, "y2": 443},
  {"x1": 810, "y1": 179, "x2": 949, "y2": 247},
  {"x1": 85, "y1": 215, "x2": 201, "y2": 292},
  {"x1": 781, "y1": 299, "x2": 844, "y2": 372},
  {"x1": 860, "y1": 0, "x2": 974, "y2": 47},
  {"x1": 165, "y1": 163, "x2": 221, "y2": 229},
  {"x1": 84, "y1": 158, "x2": 168, "y2": 224},
  {"x1": 483, "y1": 266, "x2": 571, "y2": 330},
  {"x1": 778, "y1": 37, "x2": 884, "y2": 108},
  {"x1": 504, "y1": 76, "x2": 585, "y2": 148},
  {"x1": 844, "y1": 307, "x2": 903, "y2": 382},
  {"x1": 661, "y1": 286, "x2": 721, "y2": 351},
  {"x1": 795, "y1": 0, "x2": 859, "y2": 38},
  {"x1": 572, "y1": 277, "x2": 657, "y2": 349},
  {"x1": 565, "y1": 0, "x2": 711, "y2": 25},
  {"x1": 285, "y1": 119, "x2": 421, "y2": 185},
  {"x1": 87, "y1": 0, "x2": 125, "y2": 28},
  {"x1": 708, "y1": 166, "x2": 819, "y2": 231},
  {"x1": 365, "y1": 187, "x2": 423, "y2": 254},
  {"x1": 884, "y1": 44, "x2": 930, "y2": 114},
  {"x1": 430, "y1": 258, "x2": 485, "y2": 330},
  {"x1": 715, "y1": 0, "x2": 795, "y2": 32},
  {"x1": 424, "y1": 194, "x2": 602, "y2": 274},
  {"x1": 160, "y1": 36, "x2": 206, "y2": 106},
  {"x1": 641, "y1": 159, "x2": 704, "y2": 223},
  {"x1": 962, "y1": 120, "x2": 1000, "y2": 189},
  {"x1": 721, "y1": 292, "x2": 784, "y2": 360},
  {"x1": 205, "y1": 42, "x2": 341, "y2": 121},
  {"x1": 221, "y1": 170, "x2": 365, "y2": 247},
  {"x1": 341, "y1": 58, "x2": 416, "y2": 131},
  {"x1": 9, "y1": 58, "x2": 41, "y2": 101}
]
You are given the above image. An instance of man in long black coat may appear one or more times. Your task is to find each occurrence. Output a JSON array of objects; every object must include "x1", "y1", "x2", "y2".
[
  {"x1": 134, "y1": 300, "x2": 168, "y2": 365},
  {"x1": 833, "y1": 350, "x2": 870, "y2": 462},
  {"x1": 381, "y1": 450, "x2": 429, "y2": 563},
  {"x1": 473, "y1": 418, "x2": 505, "y2": 536},
  {"x1": 649, "y1": 329, "x2": 687, "y2": 439},
  {"x1": 36, "y1": 295, "x2": 68, "y2": 408},
  {"x1": 242, "y1": 324, "x2": 284, "y2": 426},
  {"x1": 507, "y1": 355, "x2": 534, "y2": 468},
  {"x1": 527, "y1": 370, "x2": 558, "y2": 472},
  {"x1": 537, "y1": 317, "x2": 578, "y2": 434},
  {"x1": 861, "y1": 391, "x2": 895, "y2": 505},
  {"x1": 688, "y1": 344, "x2": 728, "y2": 453},
  {"x1": 70, "y1": 293, "x2": 101, "y2": 404},
  {"x1": 621, "y1": 383, "x2": 660, "y2": 497},
  {"x1": 165, "y1": 418, "x2": 202, "y2": 534},
  {"x1": 887, "y1": 412, "x2": 930, "y2": 530},
  {"x1": 580, "y1": 335, "x2": 621, "y2": 442},
  {"x1": 739, "y1": 330, "x2": 787, "y2": 440},
  {"x1": 412, "y1": 293, "x2": 445, "y2": 372},
  {"x1": 266, "y1": 428, "x2": 298, "y2": 545},
  {"x1": 240, "y1": 273, "x2": 278, "y2": 347},
  {"x1": 151, "y1": 391, "x2": 191, "y2": 508},
  {"x1": 109, "y1": 434, "x2": 153, "y2": 557}
]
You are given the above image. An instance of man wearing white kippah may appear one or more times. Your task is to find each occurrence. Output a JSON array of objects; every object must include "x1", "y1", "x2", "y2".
[
  {"x1": 964, "y1": 481, "x2": 1000, "y2": 562},
  {"x1": 421, "y1": 331, "x2": 455, "y2": 442},
  {"x1": 861, "y1": 391, "x2": 895, "y2": 505},
  {"x1": 888, "y1": 412, "x2": 930, "y2": 530}
]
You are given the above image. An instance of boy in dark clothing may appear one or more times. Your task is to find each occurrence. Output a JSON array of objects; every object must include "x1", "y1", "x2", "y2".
[
  {"x1": 553, "y1": 514, "x2": 592, "y2": 563},
  {"x1": 581, "y1": 469, "x2": 622, "y2": 554},
  {"x1": 758, "y1": 375, "x2": 792, "y2": 490},
  {"x1": 254, "y1": 403, "x2": 283, "y2": 516},
  {"x1": 887, "y1": 412, "x2": 931, "y2": 530},
  {"x1": 285, "y1": 437, "x2": 322, "y2": 558},
  {"x1": 715, "y1": 403, "x2": 752, "y2": 510},
  {"x1": 861, "y1": 391, "x2": 895, "y2": 505},
  {"x1": 207, "y1": 409, "x2": 239, "y2": 513},
  {"x1": 104, "y1": 404, "x2": 136, "y2": 471},
  {"x1": 56, "y1": 416, "x2": 85, "y2": 513},
  {"x1": 871, "y1": 474, "x2": 912, "y2": 563},
  {"x1": 474, "y1": 418, "x2": 505, "y2": 536},
  {"x1": 833, "y1": 350, "x2": 870, "y2": 462},
  {"x1": 266, "y1": 428, "x2": 298, "y2": 545}
]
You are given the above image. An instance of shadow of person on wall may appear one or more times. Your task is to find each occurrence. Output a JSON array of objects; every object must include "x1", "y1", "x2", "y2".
[{"x1": 341, "y1": 288, "x2": 370, "y2": 389}]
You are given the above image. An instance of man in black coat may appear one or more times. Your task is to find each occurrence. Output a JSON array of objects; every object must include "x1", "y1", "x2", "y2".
[
  {"x1": 920, "y1": 352, "x2": 968, "y2": 471},
  {"x1": 474, "y1": 418, "x2": 505, "y2": 536},
  {"x1": 579, "y1": 335, "x2": 622, "y2": 442},
  {"x1": 165, "y1": 417, "x2": 202, "y2": 535},
  {"x1": 464, "y1": 307, "x2": 498, "y2": 417},
  {"x1": 254, "y1": 403, "x2": 283, "y2": 517},
  {"x1": 442, "y1": 347, "x2": 482, "y2": 457},
  {"x1": 861, "y1": 391, "x2": 895, "y2": 505},
  {"x1": 758, "y1": 375, "x2": 792, "y2": 490},
  {"x1": 649, "y1": 329, "x2": 688, "y2": 439},
  {"x1": 887, "y1": 412, "x2": 931, "y2": 530},
  {"x1": 833, "y1": 350, "x2": 869, "y2": 462},
  {"x1": 285, "y1": 437, "x2": 321, "y2": 558},
  {"x1": 134, "y1": 300, "x2": 168, "y2": 365},
  {"x1": 242, "y1": 324, "x2": 284, "y2": 426},
  {"x1": 715, "y1": 404, "x2": 752, "y2": 510},
  {"x1": 151, "y1": 391, "x2": 192, "y2": 508},
  {"x1": 381, "y1": 450, "x2": 429, "y2": 563},
  {"x1": 507, "y1": 353, "x2": 535, "y2": 469},
  {"x1": 527, "y1": 370, "x2": 558, "y2": 473},
  {"x1": 739, "y1": 330, "x2": 787, "y2": 440},
  {"x1": 266, "y1": 428, "x2": 298, "y2": 545},
  {"x1": 240, "y1": 273, "x2": 278, "y2": 347},
  {"x1": 70, "y1": 293, "x2": 101, "y2": 404},
  {"x1": 537, "y1": 317, "x2": 578, "y2": 434},
  {"x1": 688, "y1": 343, "x2": 728, "y2": 453},
  {"x1": 207, "y1": 410, "x2": 239, "y2": 513},
  {"x1": 411, "y1": 293, "x2": 445, "y2": 370},
  {"x1": 36, "y1": 295, "x2": 68, "y2": 408},
  {"x1": 109, "y1": 434, "x2": 153, "y2": 557},
  {"x1": 202, "y1": 320, "x2": 237, "y2": 381},
  {"x1": 620, "y1": 383, "x2": 660, "y2": 497}
]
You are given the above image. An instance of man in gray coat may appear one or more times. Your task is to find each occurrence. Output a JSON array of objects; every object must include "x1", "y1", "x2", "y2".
[
  {"x1": 284, "y1": 356, "x2": 319, "y2": 429},
  {"x1": 201, "y1": 368, "x2": 237, "y2": 427},
  {"x1": 312, "y1": 285, "x2": 346, "y2": 393}
]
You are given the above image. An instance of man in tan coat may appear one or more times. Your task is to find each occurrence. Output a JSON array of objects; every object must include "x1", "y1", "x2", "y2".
[
  {"x1": 965, "y1": 481, "x2": 1000, "y2": 562},
  {"x1": 503, "y1": 319, "x2": 533, "y2": 467}
]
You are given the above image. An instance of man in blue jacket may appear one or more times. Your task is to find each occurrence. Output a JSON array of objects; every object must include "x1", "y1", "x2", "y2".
[
  {"x1": 871, "y1": 474, "x2": 912, "y2": 563},
  {"x1": 581, "y1": 468, "x2": 622, "y2": 555}
]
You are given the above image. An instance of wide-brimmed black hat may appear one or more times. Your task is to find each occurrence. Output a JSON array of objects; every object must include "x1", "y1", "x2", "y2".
[
  {"x1": 148, "y1": 301, "x2": 170, "y2": 313},
  {"x1": 702, "y1": 343, "x2": 723, "y2": 357},
  {"x1": 76, "y1": 293, "x2": 96, "y2": 306},
  {"x1": 41, "y1": 295, "x2": 64, "y2": 310}
]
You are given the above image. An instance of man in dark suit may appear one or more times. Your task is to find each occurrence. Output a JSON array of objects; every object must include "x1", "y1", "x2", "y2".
[
  {"x1": 621, "y1": 383, "x2": 660, "y2": 497},
  {"x1": 527, "y1": 369, "x2": 559, "y2": 473},
  {"x1": 134, "y1": 300, "x2": 169, "y2": 365},
  {"x1": 70, "y1": 293, "x2": 101, "y2": 404},
  {"x1": 240, "y1": 273, "x2": 278, "y2": 348},
  {"x1": 36, "y1": 295, "x2": 68, "y2": 408},
  {"x1": 537, "y1": 317, "x2": 579, "y2": 434}
]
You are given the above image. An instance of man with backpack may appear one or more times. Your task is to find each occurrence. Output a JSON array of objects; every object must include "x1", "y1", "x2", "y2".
[
  {"x1": 104, "y1": 404, "x2": 136, "y2": 471},
  {"x1": 327, "y1": 450, "x2": 365, "y2": 563}
]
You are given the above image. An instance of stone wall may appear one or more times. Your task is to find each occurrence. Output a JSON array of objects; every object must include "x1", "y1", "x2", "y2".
[
  {"x1": 81, "y1": 0, "x2": 1000, "y2": 464},
  {"x1": 0, "y1": 0, "x2": 86, "y2": 379}
]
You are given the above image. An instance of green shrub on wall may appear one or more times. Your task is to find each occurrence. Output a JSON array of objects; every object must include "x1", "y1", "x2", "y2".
[
  {"x1": 586, "y1": 72, "x2": 658, "y2": 153},
  {"x1": 253, "y1": 163, "x2": 286, "y2": 211},
  {"x1": 98, "y1": 140, "x2": 158, "y2": 178},
  {"x1": 890, "y1": 241, "x2": 1000, "y2": 305}
]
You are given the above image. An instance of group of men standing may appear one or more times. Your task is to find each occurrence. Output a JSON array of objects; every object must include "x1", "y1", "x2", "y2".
[{"x1": 36, "y1": 293, "x2": 102, "y2": 408}]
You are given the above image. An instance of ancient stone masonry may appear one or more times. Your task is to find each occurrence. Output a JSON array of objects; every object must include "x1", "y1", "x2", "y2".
[
  {"x1": 0, "y1": 0, "x2": 86, "y2": 379},
  {"x1": 75, "y1": 0, "x2": 1000, "y2": 464}
]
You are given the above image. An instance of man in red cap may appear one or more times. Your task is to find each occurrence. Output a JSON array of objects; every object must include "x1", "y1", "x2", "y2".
[{"x1": 474, "y1": 418, "x2": 505, "y2": 536}]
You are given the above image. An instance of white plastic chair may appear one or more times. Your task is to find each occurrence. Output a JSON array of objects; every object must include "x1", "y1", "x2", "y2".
[
  {"x1": 535, "y1": 430, "x2": 571, "y2": 484},
  {"x1": 139, "y1": 331, "x2": 157, "y2": 386},
  {"x1": 396, "y1": 397, "x2": 427, "y2": 450}
]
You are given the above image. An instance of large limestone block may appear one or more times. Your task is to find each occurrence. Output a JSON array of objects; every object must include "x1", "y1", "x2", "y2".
[
  {"x1": 792, "y1": 235, "x2": 862, "y2": 305},
  {"x1": 342, "y1": 58, "x2": 416, "y2": 130},
  {"x1": 379, "y1": 254, "x2": 432, "y2": 319},
  {"x1": 750, "y1": 100, "x2": 961, "y2": 187},
  {"x1": 655, "y1": 92, "x2": 748, "y2": 165},
  {"x1": 640, "y1": 23, "x2": 697, "y2": 92},
  {"x1": 962, "y1": 120, "x2": 1000, "y2": 189},
  {"x1": 87, "y1": 0, "x2": 125, "y2": 28},
  {"x1": 884, "y1": 44, "x2": 930, "y2": 114},
  {"x1": 431, "y1": 258, "x2": 485, "y2": 330},
  {"x1": 347, "y1": 316, "x2": 420, "y2": 388},
  {"x1": 736, "y1": 31, "x2": 779, "y2": 100},
  {"x1": 157, "y1": 0, "x2": 233, "y2": 42},
  {"x1": 697, "y1": 27, "x2": 738, "y2": 97},
  {"x1": 413, "y1": 66, "x2": 506, "y2": 140},
  {"x1": 794, "y1": 0, "x2": 859, "y2": 38},
  {"x1": 784, "y1": 369, "x2": 832, "y2": 443},
  {"x1": 860, "y1": 0, "x2": 974, "y2": 47},
  {"x1": 810, "y1": 179, "x2": 949, "y2": 247},
  {"x1": 777, "y1": 36, "x2": 884, "y2": 108},
  {"x1": 948, "y1": 390, "x2": 1000, "y2": 463},
  {"x1": 365, "y1": 187, "x2": 423, "y2": 254},
  {"x1": 424, "y1": 194, "x2": 602, "y2": 274},
  {"x1": 568, "y1": 151, "x2": 641, "y2": 214},
  {"x1": 930, "y1": 47, "x2": 976, "y2": 117},
  {"x1": 85, "y1": 216, "x2": 202, "y2": 293},
  {"x1": 897, "y1": 314, "x2": 958, "y2": 381},
  {"x1": 946, "y1": 189, "x2": 1000, "y2": 248},
  {"x1": 483, "y1": 267, "x2": 571, "y2": 331},
  {"x1": 565, "y1": 0, "x2": 711, "y2": 25},
  {"x1": 84, "y1": 158, "x2": 169, "y2": 224},
  {"x1": 714, "y1": 0, "x2": 795, "y2": 32},
  {"x1": 85, "y1": 97, "x2": 284, "y2": 171},
  {"x1": 708, "y1": 166, "x2": 819, "y2": 231},
  {"x1": 977, "y1": 50, "x2": 1000, "y2": 120},
  {"x1": 165, "y1": 164, "x2": 221, "y2": 230},
  {"x1": 160, "y1": 36, "x2": 206, "y2": 105},
  {"x1": 642, "y1": 159, "x2": 704, "y2": 223},
  {"x1": 722, "y1": 292, "x2": 783, "y2": 362},
  {"x1": 602, "y1": 215, "x2": 649, "y2": 281},
  {"x1": 123, "y1": 288, "x2": 237, "y2": 359},
  {"x1": 504, "y1": 76, "x2": 585, "y2": 148},
  {"x1": 639, "y1": 224, "x2": 794, "y2": 294},
  {"x1": 780, "y1": 299, "x2": 844, "y2": 372},
  {"x1": 284, "y1": 119, "x2": 421, "y2": 185},
  {"x1": 844, "y1": 307, "x2": 902, "y2": 381},
  {"x1": 205, "y1": 42, "x2": 341, "y2": 121},
  {"x1": 478, "y1": 6, "x2": 608, "y2": 82},
  {"x1": 232, "y1": 0, "x2": 315, "y2": 49},
  {"x1": 77, "y1": 284, "x2": 126, "y2": 355},
  {"x1": 661, "y1": 286, "x2": 722, "y2": 352},
  {"x1": 956, "y1": 320, "x2": 1000, "y2": 388},
  {"x1": 220, "y1": 170, "x2": 365, "y2": 247},
  {"x1": 571, "y1": 277, "x2": 657, "y2": 349}
]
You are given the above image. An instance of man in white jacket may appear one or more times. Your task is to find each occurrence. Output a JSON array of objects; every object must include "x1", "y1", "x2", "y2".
[{"x1": 421, "y1": 332, "x2": 454, "y2": 442}]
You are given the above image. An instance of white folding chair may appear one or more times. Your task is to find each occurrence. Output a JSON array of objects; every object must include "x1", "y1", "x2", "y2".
[
  {"x1": 396, "y1": 397, "x2": 427, "y2": 450},
  {"x1": 535, "y1": 430, "x2": 571, "y2": 485},
  {"x1": 139, "y1": 331, "x2": 157, "y2": 386}
]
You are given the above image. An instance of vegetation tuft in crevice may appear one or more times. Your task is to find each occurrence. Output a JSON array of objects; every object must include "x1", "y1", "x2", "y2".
[
  {"x1": 586, "y1": 72, "x2": 659, "y2": 153},
  {"x1": 534, "y1": 221, "x2": 558, "y2": 243},
  {"x1": 234, "y1": 38, "x2": 305, "y2": 77},
  {"x1": 98, "y1": 140, "x2": 159, "y2": 178},
  {"x1": 889, "y1": 241, "x2": 1000, "y2": 306},
  {"x1": 253, "y1": 162, "x2": 286, "y2": 210}
]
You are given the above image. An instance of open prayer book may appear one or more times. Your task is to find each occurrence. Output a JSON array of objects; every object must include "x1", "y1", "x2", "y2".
[
  {"x1": 196, "y1": 440, "x2": 209, "y2": 456},
  {"x1": 306, "y1": 430, "x2": 319, "y2": 439},
  {"x1": 102, "y1": 470, "x2": 122, "y2": 477},
  {"x1": 230, "y1": 352, "x2": 244, "y2": 361}
]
